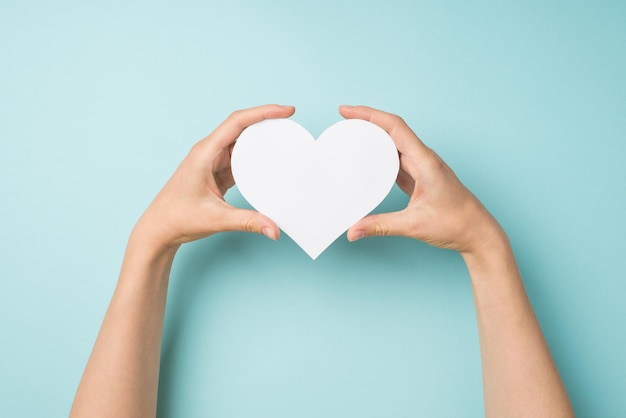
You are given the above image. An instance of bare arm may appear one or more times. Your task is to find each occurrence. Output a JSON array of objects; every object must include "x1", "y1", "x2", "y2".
[
  {"x1": 463, "y1": 233, "x2": 573, "y2": 417},
  {"x1": 69, "y1": 104, "x2": 294, "y2": 418},
  {"x1": 341, "y1": 105, "x2": 574, "y2": 417},
  {"x1": 69, "y1": 237, "x2": 175, "y2": 418}
]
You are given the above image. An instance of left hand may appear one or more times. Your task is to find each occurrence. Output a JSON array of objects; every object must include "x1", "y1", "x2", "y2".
[{"x1": 131, "y1": 104, "x2": 295, "y2": 252}]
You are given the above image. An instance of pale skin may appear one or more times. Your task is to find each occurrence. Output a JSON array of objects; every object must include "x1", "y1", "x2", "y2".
[{"x1": 69, "y1": 104, "x2": 574, "y2": 418}]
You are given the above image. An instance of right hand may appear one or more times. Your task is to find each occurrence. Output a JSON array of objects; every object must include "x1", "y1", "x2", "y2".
[{"x1": 341, "y1": 105, "x2": 505, "y2": 256}]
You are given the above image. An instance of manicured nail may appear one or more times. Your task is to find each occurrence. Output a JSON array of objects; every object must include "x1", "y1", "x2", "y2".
[
  {"x1": 262, "y1": 227, "x2": 276, "y2": 240},
  {"x1": 351, "y1": 231, "x2": 365, "y2": 241}
]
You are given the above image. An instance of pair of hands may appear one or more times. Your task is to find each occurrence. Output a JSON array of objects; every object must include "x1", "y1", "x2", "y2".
[{"x1": 133, "y1": 104, "x2": 503, "y2": 257}]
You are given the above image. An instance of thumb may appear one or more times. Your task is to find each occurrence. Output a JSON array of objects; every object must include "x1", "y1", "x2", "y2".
[
  {"x1": 347, "y1": 211, "x2": 410, "y2": 241},
  {"x1": 225, "y1": 208, "x2": 280, "y2": 240}
]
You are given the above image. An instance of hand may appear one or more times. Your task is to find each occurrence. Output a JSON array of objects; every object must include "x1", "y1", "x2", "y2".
[
  {"x1": 131, "y1": 104, "x2": 296, "y2": 252},
  {"x1": 341, "y1": 105, "x2": 504, "y2": 256}
]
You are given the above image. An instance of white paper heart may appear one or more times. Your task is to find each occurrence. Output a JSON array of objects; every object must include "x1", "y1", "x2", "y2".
[{"x1": 231, "y1": 118, "x2": 399, "y2": 259}]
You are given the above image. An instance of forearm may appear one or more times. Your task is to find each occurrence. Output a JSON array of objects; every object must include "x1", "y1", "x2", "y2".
[
  {"x1": 70, "y1": 232, "x2": 177, "y2": 418},
  {"x1": 69, "y1": 105, "x2": 287, "y2": 418},
  {"x1": 463, "y1": 232, "x2": 574, "y2": 417}
]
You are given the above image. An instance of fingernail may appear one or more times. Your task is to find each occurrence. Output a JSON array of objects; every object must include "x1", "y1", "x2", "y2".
[
  {"x1": 351, "y1": 231, "x2": 365, "y2": 241},
  {"x1": 262, "y1": 227, "x2": 276, "y2": 240},
  {"x1": 341, "y1": 104, "x2": 353, "y2": 108}
]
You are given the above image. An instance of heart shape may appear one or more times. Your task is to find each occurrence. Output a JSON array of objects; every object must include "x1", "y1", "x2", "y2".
[{"x1": 231, "y1": 118, "x2": 399, "y2": 259}]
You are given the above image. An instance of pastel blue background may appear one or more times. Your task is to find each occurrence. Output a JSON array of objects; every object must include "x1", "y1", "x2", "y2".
[{"x1": 1, "y1": 1, "x2": 625, "y2": 416}]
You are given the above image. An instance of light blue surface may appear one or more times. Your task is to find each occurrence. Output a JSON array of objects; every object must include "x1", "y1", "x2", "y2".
[{"x1": 1, "y1": 1, "x2": 625, "y2": 416}]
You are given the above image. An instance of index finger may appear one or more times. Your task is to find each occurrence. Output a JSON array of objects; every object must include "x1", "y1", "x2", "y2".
[
  {"x1": 204, "y1": 104, "x2": 296, "y2": 150},
  {"x1": 338, "y1": 105, "x2": 428, "y2": 156}
]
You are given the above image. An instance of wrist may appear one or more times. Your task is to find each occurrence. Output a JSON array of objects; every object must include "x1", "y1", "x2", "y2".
[
  {"x1": 130, "y1": 210, "x2": 182, "y2": 254},
  {"x1": 127, "y1": 220, "x2": 180, "y2": 264},
  {"x1": 461, "y1": 222, "x2": 512, "y2": 269},
  {"x1": 453, "y1": 197, "x2": 505, "y2": 254},
  {"x1": 118, "y1": 230, "x2": 178, "y2": 294},
  {"x1": 460, "y1": 228, "x2": 519, "y2": 285}
]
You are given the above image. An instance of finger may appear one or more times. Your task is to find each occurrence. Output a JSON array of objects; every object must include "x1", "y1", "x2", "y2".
[
  {"x1": 396, "y1": 168, "x2": 415, "y2": 196},
  {"x1": 214, "y1": 167, "x2": 235, "y2": 196},
  {"x1": 347, "y1": 211, "x2": 412, "y2": 241},
  {"x1": 207, "y1": 104, "x2": 295, "y2": 150},
  {"x1": 222, "y1": 206, "x2": 281, "y2": 240},
  {"x1": 338, "y1": 105, "x2": 428, "y2": 156}
]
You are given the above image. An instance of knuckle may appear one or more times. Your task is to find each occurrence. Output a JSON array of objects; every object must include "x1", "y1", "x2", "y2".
[
  {"x1": 227, "y1": 110, "x2": 247, "y2": 130},
  {"x1": 228, "y1": 109, "x2": 243, "y2": 120},
  {"x1": 242, "y1": 217, "x2": 256, "y2": 233},
  {"x1": 423, "y1": 149, "x2": 444, "y2": 170},
  {"x1": 390, "y1": 114, "x2": 406, "y2": 126},
  {"x1": 189, "y1": 140, "x2": 204, "y2": 155},
  {"x1": 372, "y1": 223, "x2": 388, "y2": 237},
  {"x1": 186, "y1": 141, "x2": 210, "y2": 164}
]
